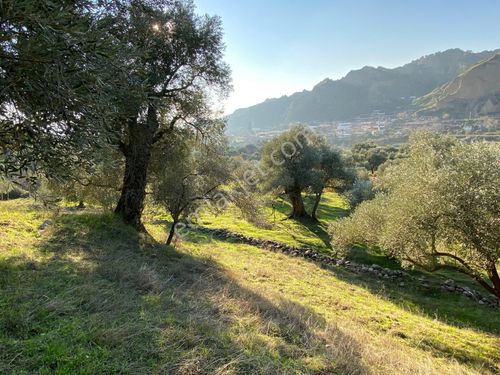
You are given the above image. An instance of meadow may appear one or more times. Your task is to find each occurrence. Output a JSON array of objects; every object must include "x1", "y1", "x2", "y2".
[{"x1": 1, "y1": 196, "x2": 498, "y2": 374}]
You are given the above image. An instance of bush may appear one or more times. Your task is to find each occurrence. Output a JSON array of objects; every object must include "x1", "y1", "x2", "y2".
[
  {"x1": 330, "y1": 131, "x2": 500, "y2": 298},
  {"x1": 344, "y1": 174, "x2": 374, "y2": 210}
]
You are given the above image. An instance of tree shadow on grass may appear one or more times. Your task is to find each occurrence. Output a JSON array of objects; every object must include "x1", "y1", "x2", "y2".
[
  {"x1": 180, "y1": 217, "x2": 499, "y2": 372},
  {"x1": 273, "y1": 195, "x2": 348, "y2": 223},
  {"x1": 289, "y1": 217, "x2": 332, "y2": 250},
  {"x1": 0, "y1": 212, "x2": 370, "y2": 375},
  {"x1": 272, "y1": 195, "x2": 348, "y2": 251},
  {"x1": 303, "y1": 195, "x2": 349, "y2": 222},
  {"x1": 316, "y1": 261, "x2": 500, "y2": 371}
]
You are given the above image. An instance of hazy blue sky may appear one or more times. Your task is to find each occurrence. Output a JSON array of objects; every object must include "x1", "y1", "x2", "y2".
[{"x1": 195, "y1": 0, "x2": 500, "y2": 114}]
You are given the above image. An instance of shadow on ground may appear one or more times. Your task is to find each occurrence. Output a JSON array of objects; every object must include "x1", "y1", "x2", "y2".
[
  {"x1": 0, "y1": 212, "x2": 369, "y2": 374},
  {"x1": 175, "y1": 223, "x2": 499, "y2": 371},
  {"x1": 314, "y1": 260, "x2": 500, "y2": 371},
  {"x1": 273, "y1": 195, "x2": 348, "y2": 250}
]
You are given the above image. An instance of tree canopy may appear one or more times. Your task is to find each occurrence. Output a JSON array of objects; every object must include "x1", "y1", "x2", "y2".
[
  {"x1": 261, "y1": 125, "x2": 349, "y2": 219},
  {"x1": 1, "y1": 0, "x2": 122, "y2": 177},
  {"x1": 330, "y1": 132, "x2": 500, "y2": 298},
  {"x1": 1, "y1": 0, "x2": 231, "y2": 230},
  {"x1": 109, "y1": 0, "x2": 230, "y2": 229},
  {"x1": 151, "y1": 127, "x2": 229, "y2": 245}
]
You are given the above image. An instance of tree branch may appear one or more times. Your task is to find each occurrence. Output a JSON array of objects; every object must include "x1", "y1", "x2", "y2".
[{"x1": 152, "y1": 114, "x2": 182, "y2": 144}]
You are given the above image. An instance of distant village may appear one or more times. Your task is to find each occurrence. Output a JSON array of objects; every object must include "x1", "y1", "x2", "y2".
[{"x1": 231, "y1": 111, "x2": 500, "y2": 147}]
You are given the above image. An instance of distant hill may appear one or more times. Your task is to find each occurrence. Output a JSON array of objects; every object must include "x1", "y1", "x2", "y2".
[
  {"x1": 227, "y1": 49, "x2": 500, "y2": 135},
  {"x1": 416, "y1": 53, "x2": 500, "y2": 117}
]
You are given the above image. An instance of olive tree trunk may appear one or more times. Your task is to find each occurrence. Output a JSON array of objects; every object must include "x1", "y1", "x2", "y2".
[
  {"x1": 115, "y1": 105, "x2": 159, "y2": 230},
  {"x1": 311, "y1": 192, "x2": 322, "y2": 220},
  {"x1": 487, "y1": 263, "x2": 500, "y2": 300},
  {"x1": 287, "y1": 188, "x2": 309, "y2": 219},
  {"x1": 166, "y1": 218, "x2": 179, "y2": 246}
]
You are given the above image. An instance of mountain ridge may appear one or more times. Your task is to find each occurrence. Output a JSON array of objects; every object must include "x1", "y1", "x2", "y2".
[
  {"x1": 416, "y1": 53, "x2": 500, "y2": 117},
  {"x1": 227, "y1": 48, "x2": 500, "y2": 135}
]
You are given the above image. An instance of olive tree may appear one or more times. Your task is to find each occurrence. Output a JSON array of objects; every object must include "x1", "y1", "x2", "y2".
[
  {"x1": 42, "y1": 146, "x2": 124, "y2": 210},
  {"x1": 151, "y1": 128, "x2": 229, "y2": 245},
  {"x1": 350, "y1": 142, "x2": 391, "y2": 174},
  {"x1": 343, "y1": 169, "x2": 374, "y2": 210},
  {"x1": 261, "y1": 125, "x2": 348, "y2": 219},
  {"x1": 1, "y1": 0, "x2": 230, "y2": 232},
  {"x1": 1, "y1": 0, "x2": 121, "y2": 178},
  {"x1": 309, "y1": 146, "x2": 350, "y2": 220},
  {"x1": 330, "y1": 132, "x2": 500, "y2": 298},
  {"x1": 110, "y1": 0, "x2": 231, "y2": 230},
  {"x1": 261, "y1": 126, "x2": 322, "y2": 218}
]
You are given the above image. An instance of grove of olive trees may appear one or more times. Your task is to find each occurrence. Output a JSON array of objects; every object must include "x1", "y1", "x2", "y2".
[{"x1": 330, "y1": 132, "x2": 500, "y2": 298}]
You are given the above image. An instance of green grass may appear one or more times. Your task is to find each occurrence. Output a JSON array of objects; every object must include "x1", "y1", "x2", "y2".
[
  {"x1": 1, "y1": 199, "x2": 499, "y2": 374},
  {"x1": 188, "y1": 191, "x2": 494, "y2": 298},
  {"x1": 190, "y1": 192, "x2": 348, "y2": 252}
]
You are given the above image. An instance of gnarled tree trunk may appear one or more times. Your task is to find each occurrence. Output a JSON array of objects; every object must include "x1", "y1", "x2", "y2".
[
  {"x1": 287, "y1": 188, "x2": 309, "y2": 219},
  {"x1": 115, "y1": 104, "x2": 159, "y2": 230},
  {"x1": 311, "y1": 191, "x2": 322, "y2": 220}
]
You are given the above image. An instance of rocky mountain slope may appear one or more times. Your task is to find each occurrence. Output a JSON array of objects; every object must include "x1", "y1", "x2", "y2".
[
  {"x1": 416, "y1": 53, "x2": 500, "y2": 117},
  {"x1": 227, "y1": 49, "x2": 499, "y2": 135}
]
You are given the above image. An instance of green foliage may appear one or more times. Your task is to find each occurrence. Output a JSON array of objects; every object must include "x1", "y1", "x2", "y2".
[
  {"x1": 228, "y1": 144, "x2": 261, "y2": 161},
  {"x1": 331, "y1": 131, "x2": 500, "y2": 297},
  {"x1": 108, "y1": 0, "x2": 231, "y2": 127},
  {"x1": 0, "y1": 0, "x2": 122, "y2": 177},
  {"x1": 350, "y1": 141, "x2": 392, "y2": 174},
  {"x1": 42, "y1": 147, "x2": 123, "y2": 210},
  {"x1": 343, "y1": 169, "x2": 375, "y2": 209},
  {"x1": 260, "y1": 125, "x2": 348, "y2": 218},
  {"x1": 151, "y1": 128, "x2": 230, "y2": 243},
  {"x1": 152, "y1": 130, "x2": 229, "y2": 218},
  {"x1": 261, "y1": 125, "x2": 322, "y2": 192},
  {"x1": 0, "y1": 177, "x2": 28, "y2": 200}
]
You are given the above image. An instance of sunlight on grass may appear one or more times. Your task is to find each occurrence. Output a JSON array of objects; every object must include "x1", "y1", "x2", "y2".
[
  {"x1": 198, "y1": 191, "x2": 348, "y2": 251},
  {"x1": 1, "y1": 199, "x2": 498, "y2": 374}
]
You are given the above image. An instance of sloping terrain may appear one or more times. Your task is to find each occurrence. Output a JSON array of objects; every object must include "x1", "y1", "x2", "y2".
[
  {"x1": 416, "y1": 53, "x2": 500, "y2": 117},
  {"x1": 0, "y1": 199, "x2": 499, "y2": 374},
  {"x1": 227, "y1": 49, "x2": 499, "y2": 134}
]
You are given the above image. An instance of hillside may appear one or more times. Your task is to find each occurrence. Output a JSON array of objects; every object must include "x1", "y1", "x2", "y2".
[
  {"x1": 416, "y1": 53, "x2": 500, "y2": 117},
  {"x1": 1, "y1": 198, "x2": 499, "y2": 374},
  {"x1": 227, "y1": 49, "x2": 499, "y2": 135}
]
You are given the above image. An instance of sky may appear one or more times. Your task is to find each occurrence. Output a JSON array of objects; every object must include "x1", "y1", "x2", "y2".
[{"x1": 195, "y1": 0, "x2": 500, "y2": 114}]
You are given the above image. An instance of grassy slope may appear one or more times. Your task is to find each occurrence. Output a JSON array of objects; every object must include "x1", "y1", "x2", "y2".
[
  {"x1": 197, "y1": 192, "x2": 348, "y2": 252},
  {"x1": 189, "y1": 191, "x2": 495, "y2": 295},
  {"x1": 0, "y1": 199, "x2": 499, "y2": 374}
]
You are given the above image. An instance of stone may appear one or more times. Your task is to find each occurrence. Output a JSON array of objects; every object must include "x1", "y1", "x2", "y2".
[
  {"x1": 38, "y1": 219, "x2": 53, "y2": 230},
  {"x1": 152, "y1": 219, "x2": 169, "y2": 225}
]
